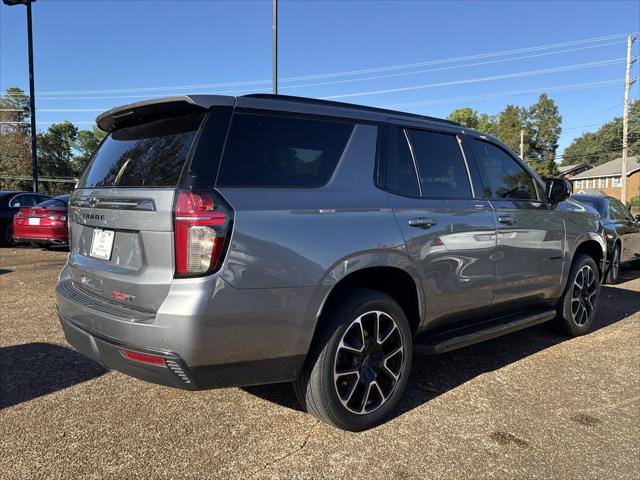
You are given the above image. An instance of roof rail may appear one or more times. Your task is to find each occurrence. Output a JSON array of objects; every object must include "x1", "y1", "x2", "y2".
[{"x1": 242, "y1": 94, "x2": 461, "y2": 126}]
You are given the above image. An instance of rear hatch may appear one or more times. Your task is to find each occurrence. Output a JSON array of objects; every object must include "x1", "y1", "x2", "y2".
[{"x1": 67, "y1": 110, "x2": 208, "y2": 313}]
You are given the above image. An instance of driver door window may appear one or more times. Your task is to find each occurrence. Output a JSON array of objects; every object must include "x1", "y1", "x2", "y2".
[{"x1": 470, "y1": 139, "x2": 539, "y2": 201}]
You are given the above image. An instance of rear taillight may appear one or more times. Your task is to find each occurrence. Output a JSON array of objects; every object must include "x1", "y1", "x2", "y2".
[{"x1": 173, "y1": 190, "x2": 230, "y2": 276}]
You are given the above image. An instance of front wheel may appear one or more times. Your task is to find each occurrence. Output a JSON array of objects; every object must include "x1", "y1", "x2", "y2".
[
  {"x1": 553, "y1": 253, "x2": 601, "y2": 336},
  {"x1": 294, "y1": 289, "x2": 412, "y2": 431}
]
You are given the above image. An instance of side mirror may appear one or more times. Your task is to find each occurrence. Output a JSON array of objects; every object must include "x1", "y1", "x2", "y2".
[{"x1": 546, "y1": 178, "x2": 572, "y2": 206}]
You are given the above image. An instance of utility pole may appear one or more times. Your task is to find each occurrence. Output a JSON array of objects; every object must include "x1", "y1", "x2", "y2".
[
  {"x1": 272, "y1": 0, "x2": 278, "y2": 95},
  {"x1": 520, "y1": 129, "x2": 524, "y2": 160},
  {"x1": 621, "y1": 33, "x2": 636, "y2": 204}
]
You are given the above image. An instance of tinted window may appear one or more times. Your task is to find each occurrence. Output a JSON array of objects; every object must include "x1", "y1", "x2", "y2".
[
  {"x1": 77, "y1": 113, "x2": 204, "y2": 188},
  {"x1": 575, "y1": 198, "x2": 606, "y2": 217},
  {"x1": 35, "y1": 198, "x2": 66, "y2": 209},
  {"x1": 471, "y1": 140, "x2": 538, "y2": 200},
  {"x1": 386, "y1": 128, "x2": 420, "y2": 197},
  {"x1": 609, "y1": 198, "x2": 630, "y2": 220},
  {"x1": 217, "y1": 114, "x2": 353, "y2": 187},
  {"x1": 407, "y1": 129, "x2": 471, "y2": 198},
  {"x1": 10, "y1": 194, "x2": 39, "y2": 207}
]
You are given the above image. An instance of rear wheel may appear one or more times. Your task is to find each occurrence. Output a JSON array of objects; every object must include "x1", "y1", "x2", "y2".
[
  {"x1": 0, "y1": 224, "x2": 15, "y2": 247},
  {"x1": 294, "y1": 289, "x2": 412, "y2": 431},
  {"x1": 606, "y1": 244, "x2": 621, "y2": 284},
  {"x1": 553, "y1": 253, "x2": 601, "y2": 336}
]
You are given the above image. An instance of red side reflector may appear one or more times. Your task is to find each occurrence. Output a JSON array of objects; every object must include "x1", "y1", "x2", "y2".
[{"x1": 121, "y1": 349, "x2": 166, "y2": 366}]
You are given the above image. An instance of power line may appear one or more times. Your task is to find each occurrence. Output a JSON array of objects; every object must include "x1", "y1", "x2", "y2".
[
  {"x1": 0, "y1": 33, "x2": 631, "y2": 97},
  {"x1": 324, "y1": 58, "x2": 627, "y2": 100},
  {"x1": 381, "y1": 79, "x2": 623, "y2": 108}
]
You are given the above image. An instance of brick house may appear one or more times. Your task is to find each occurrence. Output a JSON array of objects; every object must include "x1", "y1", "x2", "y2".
[
  {"x1": 571, "y1": 155, "x2": 639, "y2": 203},
  {"x1": 558, "y1": 163, "x2": 592, "y2": 179}
]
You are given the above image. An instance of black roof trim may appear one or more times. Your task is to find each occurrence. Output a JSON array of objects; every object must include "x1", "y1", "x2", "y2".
[{"x1": 242, "y1": 94, "x2": 461, "y2": 127}]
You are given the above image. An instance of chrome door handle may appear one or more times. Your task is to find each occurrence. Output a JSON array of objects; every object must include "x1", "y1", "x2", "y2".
[
  {"x1": 408, "y1": 218, "x2": 437, "y2": 229},
  {"x1": 498, "y1": 215, "x2": 517, "y2": 225}
]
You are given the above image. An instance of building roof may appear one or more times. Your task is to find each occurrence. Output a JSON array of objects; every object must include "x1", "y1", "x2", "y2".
[
  {"x1": 558, "y1": 163, "x2": 591, "y2": 175},
  {"x1": 571, "y1": 156, "x2": 639, "y2": 180}
]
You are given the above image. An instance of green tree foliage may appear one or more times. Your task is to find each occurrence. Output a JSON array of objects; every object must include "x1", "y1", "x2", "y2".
[
  {"x1": 496, "y1": 105, "x2": 528, "y2": 153},
  {"x1": 448, "y1": 93, "x2": 563, "y2": 177},
  {"x1": 561, "y1": 100, "x2": 639, "y2": 166},
  {"x1": 447, "y1": 107, "x2": 479, "y2": 128},
  {"x1": 477, "y1": 113, "x2": 498, "y2": 136},
  {"x1": 527, "y1": 93, "x2": 562, "y2": 164},
  {"x1": 74, "y1": 126, "x2": 105, "y2": 172},
  {"x1": 0, "y1": 88, "x2": 32, "y2": 190},
  {"x1": 37, "y1": 121, "x2": 79, "y2": 195},
  {"x1": 1, "y1": 87, "x2": 106, "y2": 194}
]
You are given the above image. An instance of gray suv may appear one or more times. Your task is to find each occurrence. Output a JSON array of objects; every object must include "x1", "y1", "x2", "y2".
[{"x1": 57, "y1": 94, "x2": 606, "y2": 431}]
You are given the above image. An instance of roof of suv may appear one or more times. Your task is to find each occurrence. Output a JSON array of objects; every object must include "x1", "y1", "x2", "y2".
[{"x1": 95, "y1": 93, "x2": 461, "y2": 132}]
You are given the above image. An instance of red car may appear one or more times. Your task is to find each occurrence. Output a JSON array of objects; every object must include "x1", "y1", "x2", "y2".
[{"x1": 13, "y1": 194, "x2": 70, "y2": 246}]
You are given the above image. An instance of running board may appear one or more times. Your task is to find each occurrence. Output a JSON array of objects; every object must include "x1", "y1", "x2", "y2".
[{"x1": 414, "y1": 309, "x2": 556, "y2": 355}]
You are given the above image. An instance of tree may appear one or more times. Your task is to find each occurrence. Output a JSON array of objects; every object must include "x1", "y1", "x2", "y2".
[
  {"x1": 528, "y1": 93, "x2": 562, "y2": 164},
  {"x1": 561, "y1": 100, "x2": 639, "y2": 166},
  {"x1": 74, "y1": 126, "x2": 105, "y2": 172},
  {"x1": 496, "y1": 105, "x2": 528, "y2": 153},
  {"x1": 448, "y1": 107, "x2": 479, "y2": 128},
  {"x1": 37, "y1": 121, "x2": 78, "y2": 195},
  {"x1": 0, "y1": 88, "x2": 32, "y2": 190},
  {"x1": 477, "y1": 113, "x2": 498, "y2": 136}
]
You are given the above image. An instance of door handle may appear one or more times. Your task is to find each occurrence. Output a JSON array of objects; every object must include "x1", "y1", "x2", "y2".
[
  {"x1": 498, "y1": 215, "x2": 517, "y2": 225},
  {"x1": 408, "y1": 218, "x2": 437, "y2": 229}
]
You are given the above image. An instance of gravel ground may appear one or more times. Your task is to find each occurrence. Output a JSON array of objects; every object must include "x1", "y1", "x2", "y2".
[{"x1": 0, "y1": 247, "x2": 639, "y2": 479}]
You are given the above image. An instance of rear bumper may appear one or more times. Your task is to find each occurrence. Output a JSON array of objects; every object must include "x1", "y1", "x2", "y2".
[
  {"x1": 13, "y1": 222, "x2": 67, "y2": 243},
  {"x1": 55, "y1": 267, "x2": 321, "y2": 390}
]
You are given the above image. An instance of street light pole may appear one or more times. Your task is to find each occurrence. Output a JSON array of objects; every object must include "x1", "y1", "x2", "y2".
[
  {"x1": 25, "y1": 1, "x2": 38, "y2": 192},
  {"x1": 2, "y1": 0, "x2": 38, "y2": 192}
]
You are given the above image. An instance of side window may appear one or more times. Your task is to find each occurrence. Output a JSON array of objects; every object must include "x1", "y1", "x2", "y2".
[
  {"x1": 217, "y1": 113, "x2": 354, "y2": 187},
  {"x1": 609, "y1": 199, "x2": 630, "y2": 221},
  {"x1": 9, "y1": 194, "x2": 35, "y2": 207},
  {"x1": 386, "y1": 128, "x2": 420, "y2": 197},
  {"x1": 407, "y1": 129, "x2": 472, "y2": 198},
  {"x1": 470, "y1": 139, "x2": 538, "y2": 201}
]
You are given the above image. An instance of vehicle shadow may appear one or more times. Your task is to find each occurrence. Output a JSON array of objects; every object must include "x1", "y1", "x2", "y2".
[
  {"x1": 0, "y1": 342, "x2": 106, "y2": 410},
  {"x1": 0, "y1": 268, "x2": 12, "y2": 275},
  {"x1": 244, "y1": 273, "x2": 639, "y2": 417}
]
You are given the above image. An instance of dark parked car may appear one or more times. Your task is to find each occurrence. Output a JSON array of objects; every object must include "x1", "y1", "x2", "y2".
[
  {"x1": 0, "y1": 191, "x2": 51, "y2": 246},
  {"x1": 13, "y1": 194, "x2": 70, "y2": 246},
  {"x1": 57, "y1": 94, "x2": 606, "y2": 431},
  {"x1": 572, "y1": 194, "x2": 640, "y2": 283}
]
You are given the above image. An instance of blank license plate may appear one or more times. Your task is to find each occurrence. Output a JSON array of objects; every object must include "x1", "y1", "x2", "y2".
[
  {"x1": 90, "y1": 229, "x2": 115, "y2": 260},
  {"x1": 28, "y1": 218, "x2": 40, "y2": 225}
]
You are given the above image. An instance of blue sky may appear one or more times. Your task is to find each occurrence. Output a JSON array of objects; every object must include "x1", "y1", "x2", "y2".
[{"x1": 1, "y1": 0, "x2": 639, "y2": 156}]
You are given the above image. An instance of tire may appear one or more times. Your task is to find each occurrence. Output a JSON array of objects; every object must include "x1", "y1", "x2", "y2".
[
  {"x1": 606, "y1": 244, "x2": 621, "y2": 284},
  {"x1": 293, "y1": 288, "x2": 412, "y2": 431},
  {"x1": 0, "y1": 224, "x2": 15, "y2": 247},
  {"x1": 552, "y1": 253, "x2": 601, "y2": 336}
]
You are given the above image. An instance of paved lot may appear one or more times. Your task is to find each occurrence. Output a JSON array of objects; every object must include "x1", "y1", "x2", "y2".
[{"x1": 0, "y1": 247, "x2": 639, "y2": 479}]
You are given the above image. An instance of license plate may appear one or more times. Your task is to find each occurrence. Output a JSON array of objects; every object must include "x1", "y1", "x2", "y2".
[
  {"x1": 28, "y1": 218, "x2": 40, "y2": 225},
  {"x1": 90, "y1": 229, "x2": 115, "y2": 260}
]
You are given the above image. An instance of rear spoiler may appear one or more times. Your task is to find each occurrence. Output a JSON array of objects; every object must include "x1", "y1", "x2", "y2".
[{"x1": 95, "y1": 95, "x2": 236, "y2": 132}]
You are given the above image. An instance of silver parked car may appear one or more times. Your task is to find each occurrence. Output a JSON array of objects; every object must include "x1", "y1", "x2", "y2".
[{"x1": 57, "y1": 94, "x2": 606, "y2": 431}]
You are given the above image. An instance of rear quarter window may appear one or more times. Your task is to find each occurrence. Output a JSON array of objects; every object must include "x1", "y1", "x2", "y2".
[
  {"x1": 217, "y1": 113, "x2": 354, "y2": 187},
  {"x1": 77, "y1": 113, "x2": 204, "y2": 188}
]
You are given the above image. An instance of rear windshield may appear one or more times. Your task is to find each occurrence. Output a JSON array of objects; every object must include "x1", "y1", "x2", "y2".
[
  {"x1": 77, "y1": 113, "x2": 204, "y2": 188},
  {"x1": 35, "y1": 198, "x2": 67, "y2": 209},
  {"x1": 217, "y1": 113, "x2": 354, "y2": 187}
]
